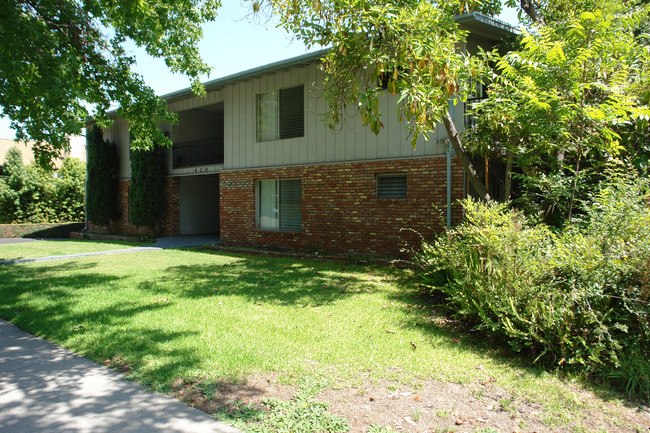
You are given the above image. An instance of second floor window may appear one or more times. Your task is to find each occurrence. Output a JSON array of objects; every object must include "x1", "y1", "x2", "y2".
[{"x1": 257, "y1": 86, "x2": 304, "y2": 141}]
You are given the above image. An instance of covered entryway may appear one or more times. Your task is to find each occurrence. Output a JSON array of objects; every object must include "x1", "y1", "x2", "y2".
[{"x1": 179, "y1": 174, "x2": 220, "y2": 235}]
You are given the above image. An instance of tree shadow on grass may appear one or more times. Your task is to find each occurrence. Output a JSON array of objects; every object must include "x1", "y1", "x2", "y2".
[
  {"x1": 136, "y1": 249, "x2": 531, "y2": 369},
  {"x1": 139, "y1": 249, "x2": 551, "y2": 387},
  {"x1": 0, "y1": 260, "x2": 204, "y2": 388},
  {"x1": 157, "y1": 251, "x2": 380, "y2": 307}
]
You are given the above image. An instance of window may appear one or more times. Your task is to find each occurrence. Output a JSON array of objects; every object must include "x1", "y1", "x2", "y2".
[
  {"x1": 465, "y1": 81, "x2": 486, "y2": 129},
  {"x1": 257, "y1": 86, "x2": 304, "y2": 141},
  {"x1": 256, "y1": 179, "x2": 302, "y2": 231},
  {"x1": 377, "y1": 174, "x2": 407, "y2": 198}
]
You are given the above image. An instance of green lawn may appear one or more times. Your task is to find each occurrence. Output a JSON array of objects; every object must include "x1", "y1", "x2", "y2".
[
  {"x1": 0, "y1": 246, "x2": 642, "y2": 431},
  {"x1": 0, "y1": 239, "x2": 151, "y2": 260}
]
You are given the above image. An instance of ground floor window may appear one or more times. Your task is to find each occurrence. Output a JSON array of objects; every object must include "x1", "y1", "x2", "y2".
[{"x1": 256, "y1": 179, "x2": 302, "y2": 232}]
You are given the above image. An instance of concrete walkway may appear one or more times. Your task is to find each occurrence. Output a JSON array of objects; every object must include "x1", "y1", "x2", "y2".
[
  {"x1": 0, "y1": 238, "x2": 40, "y2": 245},
  {"x1": 0, "y1": 319, "x2": 238, "y2": 433},
  {"x1": 0, "y1": 235, "x2": 220, "y2": 265}
]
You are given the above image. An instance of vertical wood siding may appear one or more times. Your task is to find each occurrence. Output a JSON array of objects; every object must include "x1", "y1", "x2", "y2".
[
  {"x1": 223, "y1": 62, "x2": 454, "y2": 170},
  {"x1": 101, "y1": 60, "x2": 465, "y2": 177}
]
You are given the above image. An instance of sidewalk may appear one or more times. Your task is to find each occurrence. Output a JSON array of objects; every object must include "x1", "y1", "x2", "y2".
[
  {"x1": 0, "y1": 319, "x2": 238, "y2": 433},
  {"x1": 0, "y1": 235, "x2": 220, "y2": 266}
]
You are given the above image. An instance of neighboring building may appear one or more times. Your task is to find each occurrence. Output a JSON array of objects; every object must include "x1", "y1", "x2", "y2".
[
  {"x1": 90, "y1": 12, "x2": 515, "y2": 257},
  {"x1": 67, "y1": 135, "x2": 87, "y2": 161},
  {"x1": 0, "y1": 137, "x2": 86, "y2": 170},
  {"x1": 0, "y1": 139, "x2": 35, "y2": 167}
]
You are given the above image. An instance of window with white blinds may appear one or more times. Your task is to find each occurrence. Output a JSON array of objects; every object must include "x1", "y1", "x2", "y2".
[
  {"x1": 377, "y1": 174, "x2": 407, "y2": 198},
  {"x1": 257, "y1": 86, "x2": 304, "y2": 141},
  {"x1": 256, "y1": 179, "x2": 302, "y2": 232}
]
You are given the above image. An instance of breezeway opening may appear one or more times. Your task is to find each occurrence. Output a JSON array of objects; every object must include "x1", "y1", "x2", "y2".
[{"x1": 179, "y1": 174, "x2": 220, "y2": 235}]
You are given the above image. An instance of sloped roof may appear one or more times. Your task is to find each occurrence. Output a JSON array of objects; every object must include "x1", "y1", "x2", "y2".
[{"x1": 161, "y1": 11, "x2": 517, "y2": 103}]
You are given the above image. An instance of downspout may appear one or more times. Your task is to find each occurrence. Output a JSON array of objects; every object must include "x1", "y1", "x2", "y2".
[
  {"x1": 446, "y1": 101, "x2": 454, "y2": 231},
  {"x1": 446, "y1": 141, "x2": 452, "y2": 231},
  {"x1": 83, "y1": 131, "x2": 88, "y2": 237}
]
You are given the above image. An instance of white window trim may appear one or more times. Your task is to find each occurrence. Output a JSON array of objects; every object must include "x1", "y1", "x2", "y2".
[
  {"x1": 255, "y1": 178, "x2": 302, "y2": 232},
  {"x1": 256, "y1": 86, "x2": 304, "y2": 142}
]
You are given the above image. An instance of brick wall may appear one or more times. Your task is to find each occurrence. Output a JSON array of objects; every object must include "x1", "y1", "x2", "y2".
[
  {"x1": 88, "y1": 177, "x2": 180, "y2": 237},
  {"x1": 220, "y1": 157, "x2": 464, "y2": 258}
]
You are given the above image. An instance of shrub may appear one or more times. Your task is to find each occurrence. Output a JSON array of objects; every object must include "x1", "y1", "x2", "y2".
[
  {"x1": 86, "y1": 126, "x2": 119, "y2": 225},
  {"x1": 129, "y1": 146, "x2": 166, "y2": 235},
  {"x1": 0, "y1": 147, "x2": 39, "y2": 223},
  {"x1": 55, "y1": 157, "x2": 86, "y2": 222},
  {"x1": 415, "y1": 170, "x2": 650, "y2": 399},
  {"x1": 0, "y1": 147, "x2": 86, "y2": 224}
]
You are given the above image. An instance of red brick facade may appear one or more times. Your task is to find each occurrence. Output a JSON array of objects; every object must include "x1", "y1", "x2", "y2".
[
  {"x1": 88, "y1": 177, "x2": 180, "y2": 238},
  {"x1": 220, "y1": 157, "x2": 464, "y2": 258}
]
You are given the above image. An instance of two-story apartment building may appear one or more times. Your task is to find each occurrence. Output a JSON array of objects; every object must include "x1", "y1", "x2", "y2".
[{"x1": 90, "y1": 12, "x2": 515, "y2": 257}]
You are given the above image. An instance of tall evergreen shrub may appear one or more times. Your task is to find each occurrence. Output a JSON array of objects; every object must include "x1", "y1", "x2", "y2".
[
  {"x1": 86, "y1": 127, "x2": 119, "y2": 225},
  {"x1": 129, "y1": 146, "x2": 166, "y2": 235}
]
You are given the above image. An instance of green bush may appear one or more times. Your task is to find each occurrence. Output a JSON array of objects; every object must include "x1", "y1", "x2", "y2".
[
  {"x1": 0, "y1": 148, "x2": 85, "y2": 224},
  {"x1": 56, "y1": 157, "x2": 86, "y2": 222},
  {"x1": 86, "y1": 126, "x2": 119, "y2": 226},
  {"x1": 129, "y1": 146, "x2": 166, "y2": 235},
  {"x1": 0, "y1": 147, "x2": 40, "y2": 222},
  {"x1": 415, "y1": 171, "x2": 650, "y2": 399}
]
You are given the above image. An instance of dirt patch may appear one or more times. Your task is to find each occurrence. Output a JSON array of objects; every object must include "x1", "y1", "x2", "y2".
[
  {"x1": 170, "y1": 374, "x2": 650, "y2": 432},
  {"x1": 103, "y1": 354, "x2": 131, "y2": 374},
  {"x1": 170, "y1": 374, "x2": 296, "y2": 415}
]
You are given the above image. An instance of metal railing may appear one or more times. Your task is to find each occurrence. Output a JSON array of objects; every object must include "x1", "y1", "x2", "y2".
[{"x1": 172, "y1": 137, "x2": 224, "y2": 168}]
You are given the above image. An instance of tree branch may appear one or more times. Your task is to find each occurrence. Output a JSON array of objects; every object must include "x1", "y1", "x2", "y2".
[{"x1": 442, "y1": 109, "x2": 491, "y2": 201}]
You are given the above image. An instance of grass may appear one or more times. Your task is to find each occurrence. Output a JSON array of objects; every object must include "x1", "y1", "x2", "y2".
[
  {"x1": 0, "y1": 244, "x2": 643, "y2": 430},
  {"x1": 0, "y1": 239, "x2": 151, "y2": 260}
]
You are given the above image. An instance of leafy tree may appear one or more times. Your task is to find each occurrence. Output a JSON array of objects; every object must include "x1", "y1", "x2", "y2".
[
  {"x1": 468, "y1": 0, "x2": 650, "y2": 221},
  {"x1": 252, "y1": 0, "x2": 649, "y2": 205},
  {"x1": 0, "y1": 0, "x2": 221, "y2": 165},
  {"x1": 86, "y1": 127, "x2": 119, "y2": 226},
  {"x1": 129, "y1": 146, "x2": 167, "y2": 235}
]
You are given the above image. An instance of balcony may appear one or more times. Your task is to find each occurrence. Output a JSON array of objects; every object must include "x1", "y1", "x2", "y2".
[{"x1": 172, "y1": 137, "x2": 224, "y2": 169}]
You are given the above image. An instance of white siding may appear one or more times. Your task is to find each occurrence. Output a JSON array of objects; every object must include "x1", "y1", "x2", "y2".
[
  {"x1": 223, "y1": 63, "x2": 453, "y2": 170},
  {"x1": 103, "y1": 60, "x2": 463, "y2": 176}
]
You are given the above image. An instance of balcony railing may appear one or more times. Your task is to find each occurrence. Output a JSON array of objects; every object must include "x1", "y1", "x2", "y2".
[{"x1": 172, "y1": 137, "x2": 224, "y2": 169}]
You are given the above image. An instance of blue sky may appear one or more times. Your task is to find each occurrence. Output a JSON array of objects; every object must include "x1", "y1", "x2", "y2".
[{"x1": 0, "y1": 3, "x2": 519, "y2": 140}]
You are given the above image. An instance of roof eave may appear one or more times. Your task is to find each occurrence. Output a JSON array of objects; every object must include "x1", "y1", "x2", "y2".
[
  {"x1": 455, "y1": 11, "x2": 519, "y2": 41},
  {"x1": 101, "y1": 12, "x2": 516, "y2": 119},
  {"x1": 163, "y1": 48, "x2": 330, "y2": 103}
]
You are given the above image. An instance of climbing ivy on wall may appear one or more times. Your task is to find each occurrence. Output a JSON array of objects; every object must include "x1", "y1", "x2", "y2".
[
  {"x1": 86, "y1": 126, "x2": 119, "y2": 226},
  {"x1": 129, "y1": 145, "x2": 167, "y2": 235}
]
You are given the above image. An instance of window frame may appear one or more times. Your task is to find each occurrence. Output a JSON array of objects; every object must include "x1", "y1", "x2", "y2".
[
  {"x1": 255, "y1": 178, "x2": 303, "y2": 232},
  {"x1": 256, "y1": 85, "x2": 304, "y2": 142},
  {"x1": 376, "y1": 173, "x2": 407, "y2": 199}
]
